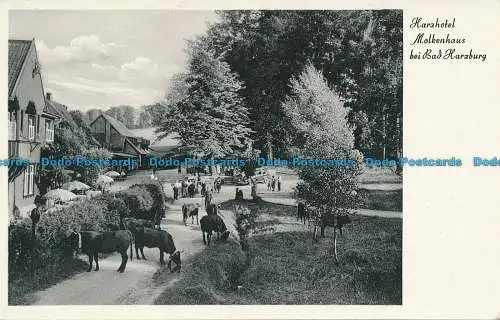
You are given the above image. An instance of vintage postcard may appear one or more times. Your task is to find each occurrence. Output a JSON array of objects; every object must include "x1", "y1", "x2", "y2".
[{"x1": 1, "y1": 0, "x2": 499, "y2": 319}]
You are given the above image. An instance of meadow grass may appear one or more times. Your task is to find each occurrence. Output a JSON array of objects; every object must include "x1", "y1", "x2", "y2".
[
  {"x1": 8, "y1": 258, "x2": 88, "y2": 305},
  {"x1": 155, "y1": 202, "x2": 402, "y2": 305}
]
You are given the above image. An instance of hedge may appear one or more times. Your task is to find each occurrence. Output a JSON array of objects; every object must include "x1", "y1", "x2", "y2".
[
  {"x1": 116, "y1": 182, "x2": 165, "y2": 220},
  {"x1": 8, "y1": 197, "x2": 120, "y2": 278},
  {"x1": 8, "y1": 182, "x2": 165, "y2": 280}
]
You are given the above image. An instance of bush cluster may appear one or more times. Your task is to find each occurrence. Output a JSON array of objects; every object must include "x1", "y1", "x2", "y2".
[
  {"x1": 116, "y1": 182, "x2": 165, "y2": 220},
  {"x1": 8, "y1": 198, "x2": 120, "y2": 278},
  {"x1": 8, "y1": 182, "x2": 165, "y2": 281}
]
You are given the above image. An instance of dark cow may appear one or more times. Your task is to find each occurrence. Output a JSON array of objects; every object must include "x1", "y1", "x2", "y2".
[
  {"x1": 134, "y1": 227, "x2": 181, "y2": 272},
  {"x1": 182, "y1": 203, "x2": 200, "y2": 225},
  {"x1": 200, "y1": 214, "x2": 230, "y2": 245},
  {"x1": 297, "y1": 202, "x2": 309, "y2": 224},
  {"x1": 206, "y1": 203, "x2": 218, "y2": 216},
  {"x1": 66, "y1": 230, "x2": 133, "y2": 273},
  {"x1": 320, "y1": 214, "x2": 352, "y2": 236}
]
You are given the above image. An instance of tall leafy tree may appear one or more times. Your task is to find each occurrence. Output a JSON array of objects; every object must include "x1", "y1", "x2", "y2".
[
  {"x1": 156, "y1": 39, "x2": 253, "y2": 158},
  {"x1": 197, "y1": 10, "x2": 402, "y2": 159},
  {"x1": 283, "y1": 64, "x2": 363, "y2": 262}
]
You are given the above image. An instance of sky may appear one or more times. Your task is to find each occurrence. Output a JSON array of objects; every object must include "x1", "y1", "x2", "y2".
[{"x1": 9, "y1": 10, "x2": 219, "y2": 111}]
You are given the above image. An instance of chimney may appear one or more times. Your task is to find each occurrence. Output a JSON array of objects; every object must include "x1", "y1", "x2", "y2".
[{"x1": 46, "y1": 92, "x2": 52, "y2": 101}]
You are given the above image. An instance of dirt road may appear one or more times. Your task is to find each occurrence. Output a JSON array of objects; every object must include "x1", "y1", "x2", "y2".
[
  {"x1": 31, "y1": 169, "x2": 401, "y2": 305},
  {"x1": 33, "y1": 195, "x2": 206, "y2": 305}
]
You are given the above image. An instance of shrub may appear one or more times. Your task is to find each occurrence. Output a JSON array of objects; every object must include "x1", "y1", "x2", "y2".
[
  {"x1": 98, "y1": 193, "x2": 130, "y2": 220},
  {"x1": 9, "y1": 198, "x2": 120, "y2": 279},
  {"x1": 8, "y1": 219, "x2": 36, "y2": 276},
  {"x1": 117, "y1": 183, "x2": 165, "y2": 220}
]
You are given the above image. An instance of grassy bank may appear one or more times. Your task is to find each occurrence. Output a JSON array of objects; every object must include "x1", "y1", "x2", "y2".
[
  {"x1": 154, "y1": 240, "x2": 249, "y2": 304},
  {"x1": 155, "y1": 198, "x2": 402, "y2": 305},
  {"x1": 358, "y1": 188, "x2": 402, "y2": 212},
  {"x1": 8, "y1": 258, "x2": 88, "y2": 305},
  {"x1": 240, "y1": 215, "x2": 402, "y2": 304}
]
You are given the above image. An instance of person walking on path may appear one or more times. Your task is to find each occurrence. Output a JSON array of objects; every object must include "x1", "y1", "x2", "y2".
[
  {"x1": 271, "y1": 176, "x2": 276, "y2": 191},
  {"x1": 277, "y1": 175, "x2": 282, "y2": 192}
]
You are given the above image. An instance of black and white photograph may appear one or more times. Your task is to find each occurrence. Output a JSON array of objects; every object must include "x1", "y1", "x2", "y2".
[{"x1": 7, "y1": 9, "x2": 402, "y2": 306}]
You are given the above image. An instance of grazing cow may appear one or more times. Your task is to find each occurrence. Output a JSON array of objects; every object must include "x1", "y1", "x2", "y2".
[
  {"x1": 206, "y1": 203, "x2": 218, "y2": 216},
  {"x1": 200, "y1": 214, "x2": 230, "y2": 245},
  {"x1": 320, "y1": 214, "x2": 352, "y2": 236},
  {"x1": 187, "y1": 183, "x2": 195, "y2": 198},
  {"x1": 134, "y1": 227, "x2": 181, "y2": 272},
  {"x1": 66, "y1": 230, "x2": 133, "y2": 273},
  {"x1": 297, "y1": 202, "x2": 308, "y2": 224},
  {"x1": 182, "y1": 203, "x2": 200, "y2": 225}
]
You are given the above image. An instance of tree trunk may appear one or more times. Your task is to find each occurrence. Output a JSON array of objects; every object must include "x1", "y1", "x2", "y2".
[
  {"x1": 333, "y1": 226, "x2": 339, "y2": 264},
  {"x1": 313, "y1": 225, "x2": 318, "y2": 242}
]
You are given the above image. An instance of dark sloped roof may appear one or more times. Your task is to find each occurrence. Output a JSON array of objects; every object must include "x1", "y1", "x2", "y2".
[
  {"x1": 100, "y1": 113, "x2": 137, "y2": 138},
  {"x1": 8, "y1": 39, "x2": 33, "y2": 98},
  {"x1": 45, "y1": 99, "x2": 78, "y2": 129},
  {"x1": 43, "y1": 99, "x2": 60, "y2": 117}
]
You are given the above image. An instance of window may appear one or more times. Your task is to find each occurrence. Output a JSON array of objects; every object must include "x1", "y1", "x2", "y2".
[
  {"x1": 8, "y1": 112, "x2": 16, "y2": 140},
  {"x1": 23, "y1": 164, "x2": 35, "y2": 196},
  {"x1": 46, "y1": 119, "x2": 54, "y2": 142},
  {"x1": 28, "y1": 116, "x2": 35, "y2": 140}
]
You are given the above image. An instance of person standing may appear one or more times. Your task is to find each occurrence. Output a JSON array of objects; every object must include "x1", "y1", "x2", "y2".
[
  {"x1": 271, "y1": 176, "x2": 276, "y2": 191},
  {"x1": 277, "y1": 175, "x2": 282, "y2": 192},
  {"x1": 30, "y1": 197, "x2": 42, "y2": 238},
  {"x1": 175, "y1": 180, "x2": 182, "y2": 200}
]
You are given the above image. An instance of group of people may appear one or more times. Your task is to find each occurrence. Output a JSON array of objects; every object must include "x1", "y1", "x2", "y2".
[
  {"x1": 266, "y1": 175, "x2": 282, "y2": 192},
  {"x1": 171, "y1": 178, "x2": 197, "y2": 200}
]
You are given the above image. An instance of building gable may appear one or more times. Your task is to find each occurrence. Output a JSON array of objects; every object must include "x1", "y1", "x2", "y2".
[{"x1": 9, "y1": 39, "x2": 46, "y2": 115}]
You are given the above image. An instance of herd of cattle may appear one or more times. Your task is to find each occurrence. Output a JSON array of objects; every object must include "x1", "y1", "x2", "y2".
[
  {"x1": 64, "y1": 175, "x2": 353, "y2": 275},
  {"x1": 64, "y1": 184, "x2": 229, "y2": 274}
]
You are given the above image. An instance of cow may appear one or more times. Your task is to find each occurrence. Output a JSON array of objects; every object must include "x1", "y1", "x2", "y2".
[
  {"x1": 66, "y1": 230, "x2": 133, "y2": 273},
  {"x1": 200, "y1": 214, "x2": 230, "y2": 245},
  {"x1": 297, "y1": 202, "x2": 309, "y2": 224},
  {"x1": 320, "y1": 214, "x2": 352, "y2": 237},
  {"x1": 182, "y1": 203, "x2": 200, "y2": 225},
  {"x1": 133, "y1": 227, "x2": 181, "y2": 272},
  {"x1": 206, "y1": 203, "x2": 218, "y2": 216}
]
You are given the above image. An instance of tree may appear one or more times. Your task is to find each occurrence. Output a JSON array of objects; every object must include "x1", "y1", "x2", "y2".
[
  {"x1": 136, "y1": 108, "x2": 153, "y2": 128},
  {"x1": 122, "y1": 106, "x2": 137, "y2": 128},
  {"x1": 198, "y1": 10, "x2": 402, "y2": 159},
  {"x1": 157, "y1": 39, "x2": 253, "y2": 158},
  {"x1": 85, "y1": 109, "x2": 102, "y2": 123},
  {"x1": 282, "y1": 64, "x2": 363, "y2": 263}
]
